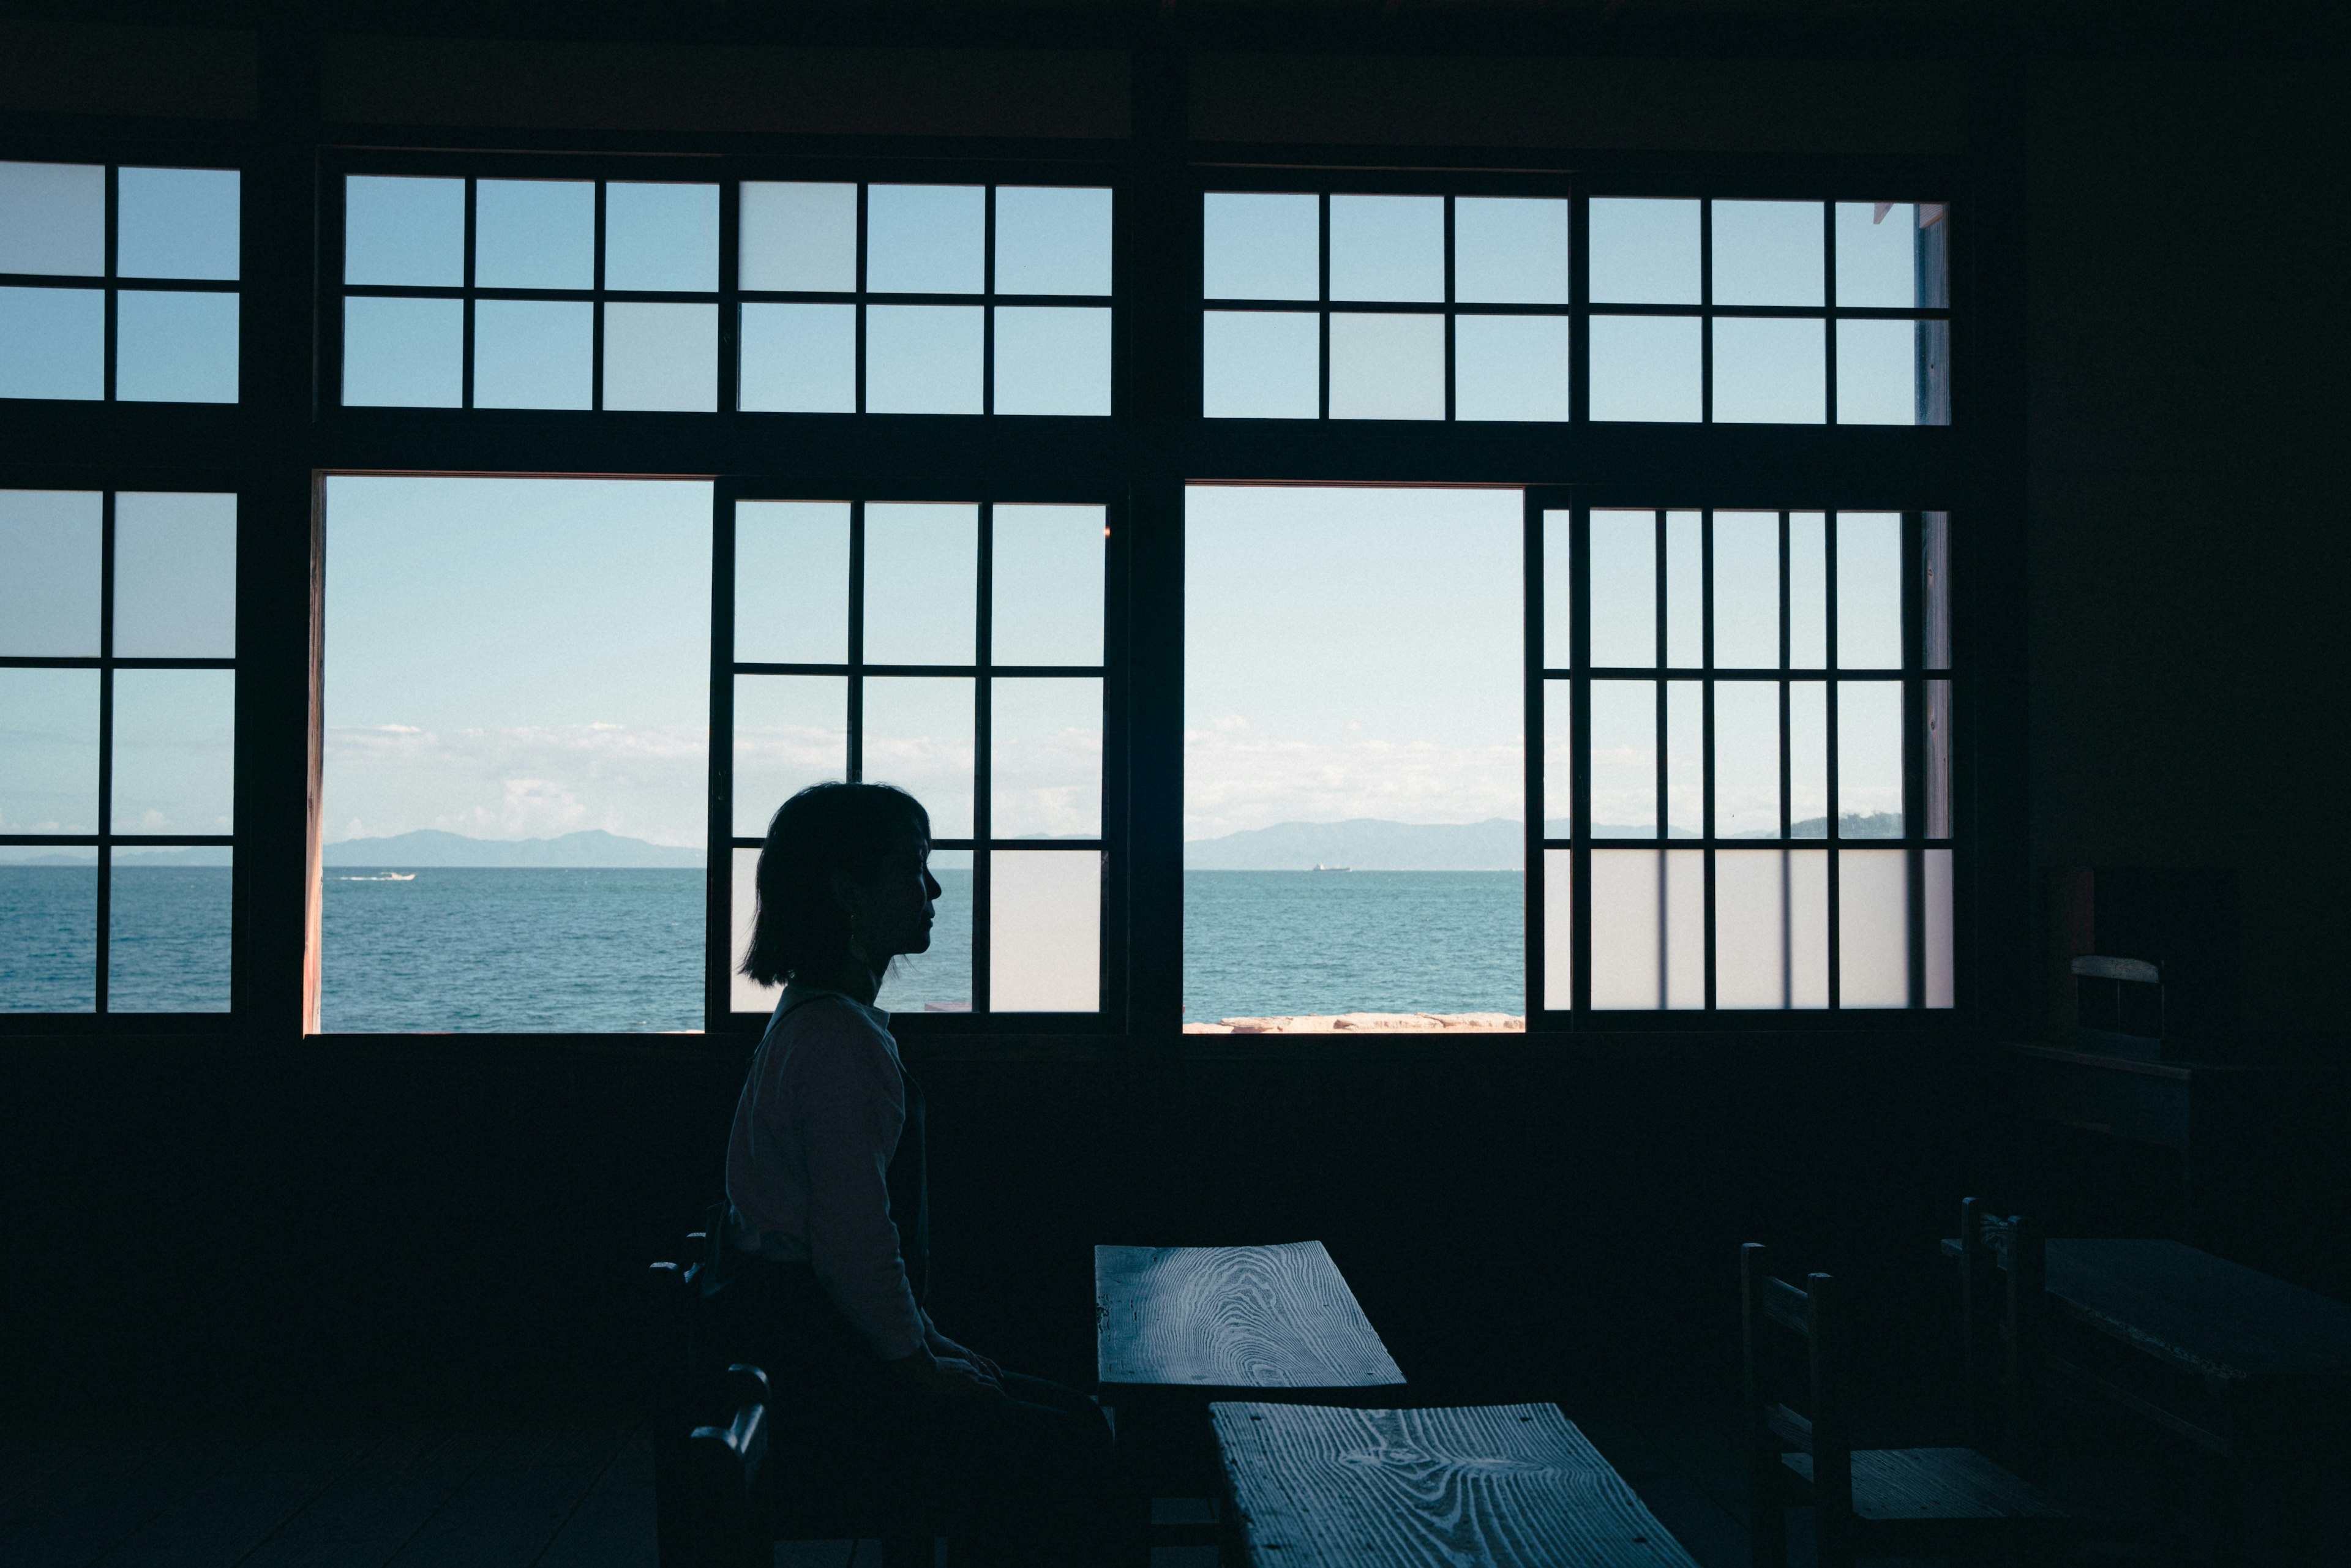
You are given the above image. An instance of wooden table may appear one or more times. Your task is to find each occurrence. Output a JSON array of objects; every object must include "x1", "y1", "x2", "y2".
[
  {"x1": 1213, "y1": 1401, "x2": 1703, "y2": 1568},
  {"x1": 1095, "y1": 1240, "x2": 1406, "y2": 1405}
]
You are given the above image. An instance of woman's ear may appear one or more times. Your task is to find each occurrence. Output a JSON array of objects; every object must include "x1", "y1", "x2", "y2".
[{"x1": 827, "y1": 867, "x2": 862, "y2": 916}]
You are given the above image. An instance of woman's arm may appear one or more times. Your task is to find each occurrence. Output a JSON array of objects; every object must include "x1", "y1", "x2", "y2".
[{"x1": 793, "y1": 1011, "x2": 929, "y2": 1361}]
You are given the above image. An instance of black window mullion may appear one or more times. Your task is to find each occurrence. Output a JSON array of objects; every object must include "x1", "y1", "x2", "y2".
[
  {"x1": 1443, "y1": 195, "x2": 1457, "y2": 423},
  {"x1": 1522, "y1": 490, "x2": 1545, "y2": 1021},
  {"x1": 1318, "y1": 192, "x2": 1331, "y2": 421},
  {"x1": 1571, "y1": 503, "x2": 1592, "y2": 1021},
  {"x1": 590, "y1": 181, "x2": 607, "y2": 412},
  {"x1": 1570, "y1": 190, "x2": 1589, "y2": 424},
  {"x1": 1903, "y1": 508, "x2": 1926, "y2": 1008},
  {"x1": 847, "y1": 500, "x2": 865, "y2": 781},
  {"x1": 718, "y1": 175, "x2": 741, "y2": 415},
  {"x1": 1654, "y1": 509, "x2": 1669, "y2": 1008},
  {"x1": 1779, "y1": 509, "x2": 1794, "y2": 1007},
  {"x1": 1823, "y1": 199, "x2": 1840, "y2": 425},
  {"x1": 460, "y1": 178, "x2": 477, "y2": 410},
  {"x1": 973, "y1": 503, "x2": 994, "y2": 1013},
  {"x1": 95, "y1": 490, "x2": 117, "y2": 1012},
  {"x1": 1701, "y1": 509, "x2": 1717, "y2": 1011},
  {"x1": 982, "y1": 186, "x2": 997, "y2": 418},
  {"x1": 1825, "y1": 509, "x2": 1842, "y2": 1010},
  {"x1": 1699, "y1": 200, "x2": 1713, "y2": 425},
  {"x1": 854, "y1": 183, "x2": 869, "y2": 413},
  {"x1": 708, "y1": 488, "x2": 737, "y2": 1027},
  {"x1": 102, "y1": 166, "x2": 119, "y2": 403}
]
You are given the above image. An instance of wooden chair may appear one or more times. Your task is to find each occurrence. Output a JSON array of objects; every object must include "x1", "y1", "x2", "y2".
[{"x1": 1958, "y1": 1195, "x2": 2048, "y2": 1482}]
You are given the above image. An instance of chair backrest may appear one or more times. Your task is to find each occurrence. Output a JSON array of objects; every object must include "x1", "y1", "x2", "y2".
[
  {"x1": 650, "y1": 1204, "x2": 749, "y2": 1568},
  {"x1": 1739, "y1": 1244, "x2": 1851, "y2": 1518},
  {"x1": 1957, "y1": 1197, "x2": 2046, "y2": 1482},
  {"x1": 689, "y1": 1364, "x2": 773, "y2": 1568}
]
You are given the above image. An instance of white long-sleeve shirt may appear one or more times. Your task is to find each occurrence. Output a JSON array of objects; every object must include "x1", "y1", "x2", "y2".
[{"x1": 723, "y1": 984, "x2": 928, "y2": 1360}]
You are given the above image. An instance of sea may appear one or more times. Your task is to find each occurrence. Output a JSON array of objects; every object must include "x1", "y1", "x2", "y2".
[{"x1": 3, "y1": 866, "x2": 1524, "y2": 1027}]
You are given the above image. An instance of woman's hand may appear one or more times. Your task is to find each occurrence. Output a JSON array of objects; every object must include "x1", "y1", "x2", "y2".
[
  {"x1": 924, "y1": 1324, "x2": 1005, "y2": 1386},
  {"x1": 887, "y1": 1346, "x2": 1006, "y2": 1401}
]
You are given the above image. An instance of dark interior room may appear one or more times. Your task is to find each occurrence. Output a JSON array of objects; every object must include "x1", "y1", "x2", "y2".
[{"x1": 2, "y1": 2, "x2": 2346, "y2": 1565}]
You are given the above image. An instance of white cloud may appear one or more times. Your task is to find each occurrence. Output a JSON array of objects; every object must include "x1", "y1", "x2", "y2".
[
  {"x1": 1183, "y1": 730, "x2": 1521, "y2": 841},
  {"x1": 323, "y1": 722, "x2": 708, "y2": 845}
]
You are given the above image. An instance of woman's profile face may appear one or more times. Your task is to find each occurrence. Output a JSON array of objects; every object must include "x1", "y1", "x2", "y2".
[{"x1": 849, "y1": 833, "x2": 942, "y2": 962}]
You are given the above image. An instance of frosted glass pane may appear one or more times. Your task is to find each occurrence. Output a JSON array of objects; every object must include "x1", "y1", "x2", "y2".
[
  {"x1": 0, "y1": 858, "x2": 95, "y2": 1011},
  {"x1": 344, "y1": 176, "x2": 462, "y2": 286},
  {"x1": 1715, "y1": 850, "x2": 1785, "y2": 1008},
  {"x1": 1711, "y1": 200, "x2": 1822, "y2": 306},
  {"x1": 1712, "y1": 317, "x2": 1823, "y2": 424},
  {"x1": 993, "y1": 505, "x2": 1105, "y2": 666},
  {"x1": 1591, "y1": 849, "x2": 1659, "y2": 1009},
  {"x1": 1204, "y1": 192, "x2": 1317, "y2": 301},
  {"x1": 473, "y1": 300, "x2": 591, "y2": 410},
  {"x1": 1837, "y1": 513, "x2": 1903, "y2": 669},
  {"x1": 1591, "y1": 681, "x2": 1654, "y2": 838},
  {"x1": 1839, "y1": 681, "x2": 1903, "y2": 836},
  {"x1": 1542, "y1": 680, "x2": 1572, "y2": 827},
  {"x1": 866, "y1": 185, "x2": 982, "y2": 295},
  {"x1": 995, "y1": 186, "x2": 1112, "y2": 296},
  {"x1": 1543, "y1": 849, "x2": 1573, "y2": 1011},
  {"x1": 1924, "y1": 847, "x2": 1954, "y2": 1008},
  {"x1": 1589, "y1": 511, "x2": 1655, "y2": 667},
  {"x1": 1455, "y1": 198, "x2": 1568, "y2": 304},
  {"x1": 1837, "y1": 318, "x2": 1919, "y2": 426},
  {"x1": 732, "y1": 675, "x2": 847, "y2": 837},
  {"x1": 0, "y1": 286, "x2": 103, "y2": 400},
  {"x1": 1836, "y1": 202, "x2": 1927, "y2": 308},
  {"x1": 740, "y1": 182, "x2": 855, "y2": 293},
  {"x1": 0, "y1": 668, "x2": 99, "y2": 834},
  {"x1": 863, "y1": 677, "x2": 974, "y2": 839},
  {"x1": 991, "y1": 850, "x2": 1099, "y2": 1011},
  {"x1": 865, "y1": 304, "x2": 982, "y2": 415},
  {"x1": 735, "y1": 501, "x2": 849, "y2": 664},
  {"x1": 1666, "y1": 681, "x2": 1700, "y2": 839},
  {"x1": 1715, "y1": 681, "x2": 1779, "y2": 838},
  {"x1": 864, "y1": 503, "x2": 977, "y2": 666},
  {"x1": 1713, "y1": 512, "x2": 1778, "y2": 669},
  {"x1": 1925, "y1": 678, "x2": 1952, "y2": 839},
  {"x1": 1542, "y1": 511, "x2": 1572, "y2": 669},
  {"x1": 342, "y1": 297, "x2": 460, "y2": 407},
  {"x1": 875, "y1": 854, "x2": 972, "y2": 1015},
  {"x1": 1453, "y1": 313, "x2": 1569, "y2": 422},
  {"x1": 0, "y1": 162, "x2": 103, "y2": 274},
  {"x1": 1792, "y1": 849, "x2": 1829, "y2": 1006},
  {"x1": 1665, "y1": 849, "x2": 1704, "y2": 1009},
  {"x1": 116, "y1": 290, "x2": 239, "y2": 403},
  {"x1": 1329, "y1": 195, "x2": 1442, "y2": 302},
  {"x1": 118, "y1": 167, "x2": 239, "y2": 280},
  {"x1": 602, "y1": 302, "x2": 718, "y2": 412},
  {"x1": 111, "y1": 669, "x2": 234, "y2": 834},
  {"x1": 1202, "y1": 310, "x2": 1317, "y2": 418},
  {"x1": 993, "y1": 306, "x2": 1111, "y2": 416},
  {"x1": 1329, "y1": 313, "x2": 1442, "y2": 419},
  {"x1": 1789, "y1": 513, "x2": 1827, "y2": 667},
  {"x1": 108, "y1": 853, "x2": 231, "y2": 1011},
  {"x1": 740, "y1": 303, "x2": 855, "y2": 413},
  {"x1": 0, "y1": 490, "x2": 100, "y2": 656},
  {"x1": 1839, "y1": 849, "x2": 1908, "y2": 1007},
  {"x1": 1922, "y1": 512, "x2": 1950, "y2": 669},
  {"x1": 114, "y1": 492, "x2": 235, "y2": 658},
  {"x1": 992, "y1": 678, "x2": 1101, "y2": 838},
  {"x1": 1665, "y1": 512, "x2": 1701, "y2": 669},
  {"x1": 474, "y1": 179, "x2": 592, "y2": 289},
  {"x1": 1589, "y1": 198, "x2": 1699, "y2": 304},
  {"x1": 1790, "y1": 681, "x2": 1826, "y2": 835},
  {"x1": 604, "y1": 183, "x2": 719, "y2": 292},
  {"x1": 1590, "y1": 315, "x2": 1700, "y2": 422},
  {"x1": 730, "y1": 846, "x2": 778, "y2": 1015}
]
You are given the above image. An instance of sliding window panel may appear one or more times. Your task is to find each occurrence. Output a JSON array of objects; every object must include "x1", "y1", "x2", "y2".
[
  {"x1": 1714, "y1": 681, "x2": 1780, "y2": 839},
  {"x1": 116, "y1": 291, "x2": 239, "y2": 403},
  {"x1": 1589, "y1": 199, "x2": 1700, "y2": 304},
  {"x1": 1542, "y1": 681, "x2": 1573, "y2": 830},
  {"x1": 1452, "y1": 315, "x2": 1570, "y2": 422},
  {"x1": 732, "y1": 675, "x2": 848, "y2": 838},
  {"x1": 735, "y1": 501, "x2": 850, "y2": 664},
  {"x1": 992, "y1": 678, "x2": 1103, "y2": 839},
  {"x1": 1924, "y1": 848, "x2": 1955, "y2": 1008},
  {"x1": 602, "y1": 303, "x2": 718, "y2": 413},
  {"x1": 1329, "y1": 313, "x2": 1444, "y2": 420},
  {"x1": 740, "y1": 183, "x2": 857, "y2": 292},
  {"x1": 740, "y1": 304, "x2": 855, "y2": 413},
  {"x1": 0, "y1": 287, "x2": 104, "y2": 400},
  {"x1": 1791, "y1": 850, "x2": 1831, "y2": 1007},
  {"x1": 993, "y1": 307, "x2": 1111, "y2": 416},
  {"x1": 1203, "y1": 193, "x2": 1319, "y2": 301},
  {"x1": 994, "y1": 187, "x2": 1112, "y2": 296},
  {"x1": 1712, "y1": 512, "x2": 1779, "y2": 669},
  {"x1": 1665, "y1": 513, "x2": 1703, "y2": 669},
  {"x1": 1589, "y1": 681, "x2": 1655, "y2": 839},
  {"x1": 605, "y1": 184, "x2": 719, "y2": 292},
  {"x1": 1588, "y1": 511, "x2": 1655, "y2": 669},
  {"x1": 1, "y1": 669, "x2": 100, "y2": 834},
  {"x1": 0, "y1": 490, "x2": 101, "y2": 656},
  {"x1": 1715, "y1": 849, "x2": 1787, "y2": 1009},
  {"x1": 344, "y1": 176, "x2": 463, "y2": 285},
  {"x1": 1789, "y1": 513, "x2": 1828, "y2": 667},
  {"x1": 863, "y1": 504, "x2": 977, "y2": 665},
  {"x1": 1202, "y1": 311, "x2": 1318, "y2": 418},
  {"x1": 730, "y1": 845, "x2": 777, "y2": 1015},
  {"x1": 1589, "y1": 315, "x2": 1700, "y2": 423},
  {"x1": 1712, "y1": 318, "x2": 1823, "y2": 425},
  {"x1": 0, "y1": 161, "x2": 103, "y2": 274},
  {"x1": 1711, "y1": 201, "x2": 1823, "y2": 307},
  {"x1": 866, "y1": 185, "x2": 983, "y2": 296},
  {"x1": 1837, "y1": 681, "x2": 1904, "y2": 836},
  {"x1": 1666, "y1": 682, "x2": 1702, "y2": 839},
  {"x1": 1328, "y1": 195, "x2": 1444, "y2": 302},
  {"x1": 876, "y1": 847, "x2": 972, "y2": 1015},
  {"x1": 1454, "y1": 198, "x2": 1569, "y2": 305},
  {"x1": 114, "y1": 492, "x2": 235, "y2": 658},
  {"x1": 1543, "y1": 849, "x2": 1572, "y2": 1011},
  {"x1": 110, "y1": 669, "x2": 235, "y2": 836},
  {"x1": 474, "y1": 179, "x2": 594, "y2": 289},
  {"x1": 473, "y1": 301, "x2": 592, "y2": 410},
  {"x1": 866, "y1": 306, "x2": 983, "y2": 415},
  {"x1": 342, "y1": 297, "x2": 461, "y2": 407},
  {"x1": 1665, "y1": 850, "x2": 1704, "y2": 1008},
  {"x1": 108, "y1": 849, "x2": 231, "y2": 1012},
  {"x1": 991, "y1": 850, "x2": 1100, "y2": 1011},
  {"x1": 1542, "y1": 511, "x2": 1572, "y2": 670},
  {"x1": 861, "y1": 677, "x2": 975, "y2": 839},
  {"x1": 1589, "y1": 849, "x2": 1659, "y2": 1010},
  {"x1": 992, "y1": 505, "x2": 1105, "y2": 666},
  {"x1": 1837, "y1": 514, "x2": 1904, "y2": 669},
  {"x1": 1835, "y1": 202, "x2": 1929, "y2": 306},
  {"x1": 1839, "y1": 849, "x2": 1910, "y2": 1008},
  {"x1": 1790, "y1": 682, "x2": 1828, "y2": 835}
]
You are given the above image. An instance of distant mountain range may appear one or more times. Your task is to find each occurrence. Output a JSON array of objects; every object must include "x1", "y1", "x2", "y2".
[
  {"x1": 323, "y1": 830, "x2": 703, "y2": 868},
  {"x1": 1183, "y1": 813, "x2": 1907, "y2": 869}
]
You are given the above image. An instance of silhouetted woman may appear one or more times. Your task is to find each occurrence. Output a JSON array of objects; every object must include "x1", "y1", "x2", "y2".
[{"x1": 721, "y1": 781, "x2": 1116, "y2": 1564}]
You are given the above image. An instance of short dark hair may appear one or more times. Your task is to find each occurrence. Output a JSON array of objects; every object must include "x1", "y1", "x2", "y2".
[{"x1": 740, "y1": 782, "x2": 931, "y2": 989}]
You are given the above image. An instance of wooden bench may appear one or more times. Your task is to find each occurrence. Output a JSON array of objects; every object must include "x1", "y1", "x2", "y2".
[{"x1": 1213, "y1": 1400, "x2": 1703, "y2": 1568}]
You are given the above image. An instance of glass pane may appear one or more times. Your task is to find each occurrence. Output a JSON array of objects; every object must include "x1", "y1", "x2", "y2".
[
  {"x1": 342, "y1": 296, "x2": 460, "y2": 407},
  {"x1": 110, "y1": 669, "x2": 234, "y2": 835},
  {"x1": 473, "y1": 299, "x2": 591, "y2": 410},
  {"x1": 730, "y1": 845, "x2": 777, "y2": 1015},
  {"x1": 114, "y1": 491, "x2": 234, "y2": 658},
  {"x1": 1588, "y1": 511, "x2": 1655, "y2": 668},
  {"x1": 1328, "y1": 313, "x2": 1442, "y2": 420},
  {"x1": 1665, "y1": 511, "x2": 1701, "y2": 668},
  {"x1": 1453, "y1": 314, "x2": 1569, "y2": 422},
  {"x1": 0, "y1": 490, "x2": 100, "y2": 656},
  {"x1": 1666, "y1": 681, "x2": 1701, "y2": 839},
  {"x1": 991, "y1": 850, "x2": 1100, "y2": 1011},
  {"x1": 602, "y1": 302, "x2": 718, "y2": 412},
  {"x1": 1925, "y1": 678, "x2": 1952, "y2": 839},
  {"x1": 865, "y1": 304, "x2": 982, "y2": 415},
  {"x1": 740, "y1": 302, "x2": 856, "y2": 413},
  {"x1": 1328, "y1": 195, "x2": 1442, "y2": 302},
  {"x1": 1589, "y1": 198, "x2": 1699, "y2": 305},
  {"x1": 1922, "y1": 511, "x2": 1950, "y2": 669},
  {"x1": 604, "y1": 183, "x2": 719, "y2": 292},
  {"x1": 116, "y1": 290, "x2": 239, "y2": 403},
  {"x1": 1542, "y1": 511, "x2": 1572, "y2": 669},
  {"x1": 1789, "y1": 512, "x2": 1827, "y2": 667},
  {"x1": 866, "y1": 184, "x2": 982, "y2": 295},
  {"x1": 1792, "y1": 849, "x2": 1830, "y2": 1005},
  {"x1": 0, "y1": 852, "x2": 95, "y2": 1011},
  {"x1": 1, "y1": 668, "x2": 99, "y2": 834},
  {"x1": 737, "y1": 501, "x2": 849, "y2": 664},
  {"x1": 0, "y1": 285, "x2": 103, "y2": 400},
  {"x1": 995, "y1": 186, "x2": 1112, "y2": 296},
  {"x1": 1715, "y1": 681, "x2": 1780, "y2": 839},
  {"x1": 993, "y1": 306, "x2": 1111, "y2": 416},
  {"x1": 733, "y1": 675, "x2": 847, "y2": 838},
  {"x1": 118, "y1": 167, "x2": 239, "y2": 280},
  {"x1": 864, "y1": 503, "x2": 977, "y2": 666},
  {"x1": 740, "y1": 182, "x2": 856, "y2": 293},
  {"x1": 1591, "y1": 680, "x2": 1654, "y2": 838},
  {"x1": 474, "y1": 179, "x2": 593, "y2": 290},
  {"x1": 1590, "y1": 849, "x2": 1657, "y2": 1008},
  {"x1": 1837, "y1": 512, "x2": 1903, "y2": 669},
  {"x1": 1716, "y1": 850, "x2": 1785, "y2": 1008},
  {"x1": 1835, "y1": 201, "x2": 1937, "y2": 308},
  {"x1": 344, "y1": 176, "x2": 462, "y2": 286},
  {"x1": 1790, "y1": 681, "x2": 1827, "y2": 835},
  {"x1": 863, "y1": 676, "x2": 975, "y2": 839},
  {"x1": 1839, "y1": 849, "x2": 1908, "y2": 1007},
  {"x1": 1589, "y1": 315, "x2": 1700, "y2": 422},
  {"x1": 1711, "y1": 200, "x2": 1822, "y2": 306},
  {"x1": 1712, "y1": 317, "x2": 1823, "y2": 424},
  {"x1": 1542, "y1": 680, "x2": 1572, "y2": 828},
  {"x1": 1541, "y1": 849, "x2": 1572, "y2": 1011},
  {"x1": 993, "y1": 505, "x2": 1105, "y2": 666},
  {"x1": 1839, "y1": 681, "x2": 1903, "y2": 837},
  {"x1": 1203, "y1": 192, "x2": 1318, "y2": 301},
  {"x1": 108, "y1": 852, "x2": 231, "y2": 1011},
  {"x1": 1836, "y1": 318, "x2": 1924, "y2": 426},
  {"x1": 1667, "y1": 849, "x2": 1703, "y2": 1008},
  {"x1": 0, "y1": 162, "x2": 103, "y2": 275},
  {"x1": 1455, "y1": 197, "x2": 1568, "y2": 305},
  {"x1": 876, "y1": 849, "x2": 972, "y2": 1015},
  {"x1": 1925, "y1": 847, "x2": 1954, "y2": 1008},
  {"x1": 1202, "y1": 310, "x2": 1317, "y2": 418},
  {"x1": 992, "y1": 678, "x2": 1101, "y2": 839},
  {"x1": 1713, "y1": 512, "x2": 1778, "y2": 670}
]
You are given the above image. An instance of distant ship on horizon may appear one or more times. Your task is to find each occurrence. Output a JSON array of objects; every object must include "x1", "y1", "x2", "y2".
[{"x1": 1309, "y1": 863, "x2": 1351, "y2": 872}]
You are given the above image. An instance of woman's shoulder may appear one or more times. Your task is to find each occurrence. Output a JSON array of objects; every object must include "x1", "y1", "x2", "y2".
[{"x1": 777, "y1": 992, "x2": 899, "y2": 1066}]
